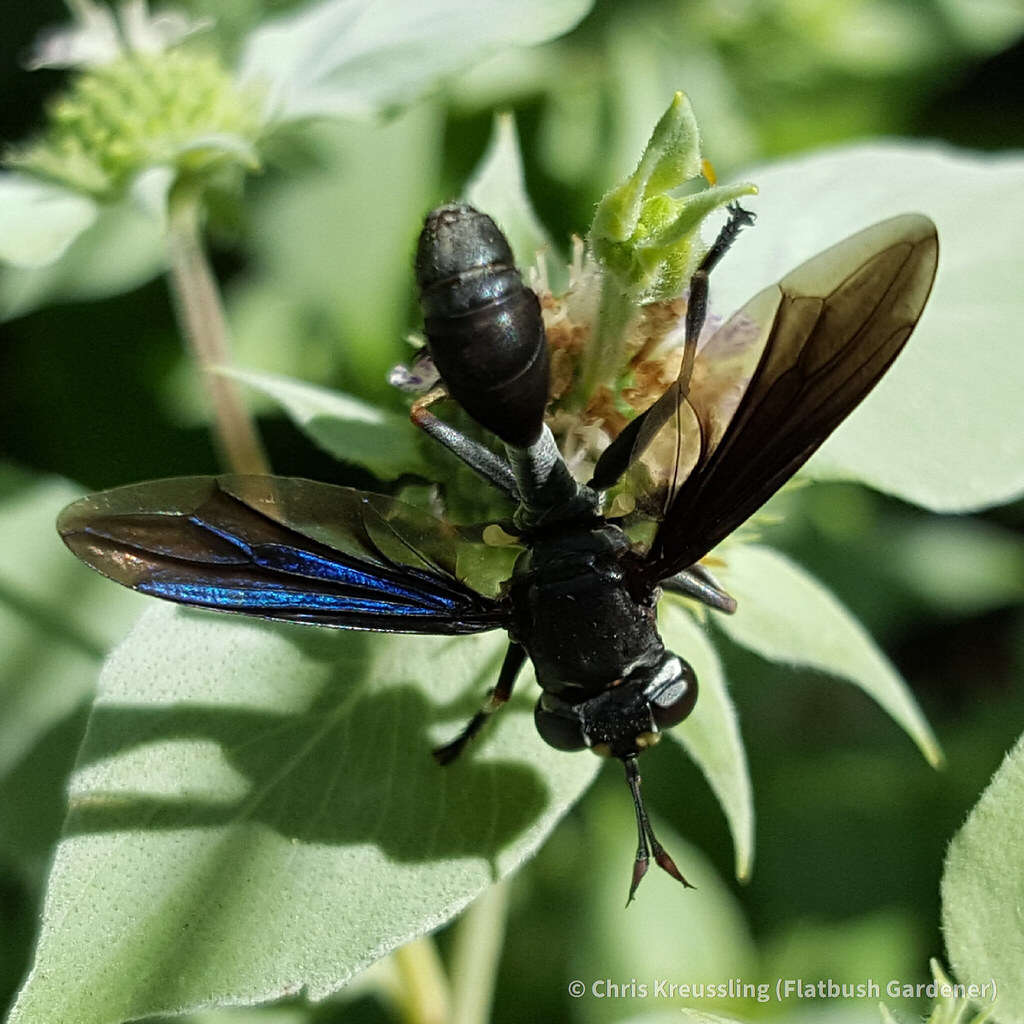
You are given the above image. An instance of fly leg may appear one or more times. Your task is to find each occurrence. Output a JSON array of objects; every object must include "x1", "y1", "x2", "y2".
[
  {"x1": 589, "y1": 203, "x2": 756, "y2": 491},
  {"x1": 662, "y1": 564, "x2": 737, "y2": 614},
  {"x1": 680, "y1": 203, "x2": 757, "y2": 379},
  {"x1": 433, "y1": 642, "x2": 527, "y2": 765},
  {"x1": 410, "y1": 395, "x2": 520, "y2": 502}
]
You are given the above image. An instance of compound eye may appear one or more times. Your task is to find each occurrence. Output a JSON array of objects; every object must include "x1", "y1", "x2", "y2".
[
  {"x1": 533, "y1": 697, "x2": 588, "y2": 751},
  {"x1": 648, "y1": 657, "x2": 698, "y2": 730}
]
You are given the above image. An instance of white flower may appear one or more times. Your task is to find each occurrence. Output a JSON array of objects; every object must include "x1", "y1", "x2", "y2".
[{"x1": 25, "y1": 0, "x2": 211, "y2": 70}]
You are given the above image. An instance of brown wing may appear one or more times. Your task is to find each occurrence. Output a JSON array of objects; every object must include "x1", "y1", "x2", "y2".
[{"x1": 627, "y1": 213, "x2": 938, "y2": 583}]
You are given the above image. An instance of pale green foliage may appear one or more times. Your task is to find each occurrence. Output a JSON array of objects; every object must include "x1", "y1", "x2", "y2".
[
  {"x1": 571, "y1": 805, "x2": 756, "y2": 1023},
  {"x1": 239, "y1": 0, "x2": 593, "y2": 123},
  {"x1": 465, "y1": 113, "x2": 563, "y2": 290},
  {"x1": 942, "y1": 734, "x2": 1024, "y2": 1024},
  {"x1": 223, "y1": 367, "x2": 431, "y2": 480},
  {"x1": 0, "y1": 174, "x2": 97, "y2": 269},
  {"x1": 660, "y1": 602, "x2": 753, "y2": 881},
  {"x1": 0, "y1": 476, "x2": 143, "y2": 778},
  {"x1": 712, "y1": 144, "x2": 1024, "y2": 512},
  {"x1": 1, "y1": 0, "x2": 594, "y2": 275},
  {"x1": 714, "y1": 544, "x2": 942, "y2": 768},
  {"x1": 8, "y1": 605, "x2": 598, "y2": 1022}
]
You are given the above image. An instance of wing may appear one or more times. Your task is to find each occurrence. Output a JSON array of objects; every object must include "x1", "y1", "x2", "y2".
[
  {"x1": 621, "y1": 213, "x2": 938, "y2": 583},
  {"x1": 57, "y1": 475, "x2": 511, "y2": 634}
]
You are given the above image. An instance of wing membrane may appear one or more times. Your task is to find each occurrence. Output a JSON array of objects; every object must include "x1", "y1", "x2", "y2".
[
  {"x1": 629, "y1": 213, "x2": 938, "y2": 581},
  {"x1": 58, "y1": 475, "x2": 510, "y2": 634}
]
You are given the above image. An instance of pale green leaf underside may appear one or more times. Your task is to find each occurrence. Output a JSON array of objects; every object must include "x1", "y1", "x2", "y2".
[
  {"x1": 577, "y1": 810, "x2": 756, "y2": 1014},
  {"x1": 0, "y1": 172, "x2": 98, "y2": 270},
  {"x1": 224, "y1": 366, "x2": 431, "y2": 480},
  {"x1": 659, "y1": 602, "x2": 754, "y2": 881},
  {"x1": 240, "y1": 0, "x2": 593, "y2": 123},
  {"x1": 712, "y1": 143, "x2": 1024, "y2": 513},
  {"x1": 619, "y1": 1009, "x2": 748, "y2": 1024},
  {"x1": 577, "y1": 798, "x2": 761, "y2": 999},
  {"x1": 942, "y1": 731, "x2": 1024, "y2": 1024},
  {"x1": 11, "y1": 605, "x2": 598, "y2": 1023},
  {"x1": 465, "y1": 113, "x2": 564, "y2": 290},
  {"x1": 714, "y1": 544, "x2": 942, "y2": 768},
  {"x1": 223, "y1": 106, "x2": 443, "y2": 404},
  {"x1": 0, "y1": 475, "x2": 143, "y2": 778},
  {"x1": 0, "y1": 198, "x2": 166, "y2": 322}
]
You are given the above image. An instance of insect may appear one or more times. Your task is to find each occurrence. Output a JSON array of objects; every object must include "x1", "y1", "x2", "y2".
[{"x1": 58, "y1": 201, "x2": 938, "y2": 901}]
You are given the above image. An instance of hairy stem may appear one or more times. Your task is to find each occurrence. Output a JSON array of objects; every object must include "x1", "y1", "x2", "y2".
[
  {"x1": 166, "y1": 193, "x2": 269, "y2": 475},
  {"x1": 392, "y1": 936, "x2": 451, "y2": 1024},
  {"x1": 450, "y1": 880, "x2": 509, "y2": 1024},
  {"x1": 573, "y1": 272, "x2": 638, "y2": 409}
]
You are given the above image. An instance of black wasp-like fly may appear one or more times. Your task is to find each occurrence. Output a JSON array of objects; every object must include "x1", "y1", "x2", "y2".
[{"x1": 59, "y1": 201, "x2": 938, "y2": 901}]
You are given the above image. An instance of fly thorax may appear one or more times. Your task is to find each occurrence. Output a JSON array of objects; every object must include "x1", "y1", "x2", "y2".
[{"x1": 510, "y1": 524, "x2": 661, "y2": 695}]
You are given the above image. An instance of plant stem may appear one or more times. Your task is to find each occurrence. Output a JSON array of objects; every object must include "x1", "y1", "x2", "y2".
[
  {"x1": 391, "y1": 936, "x2": 451, "y2": 1024},
  {"x1": 166, "y1": 192, "x2": 269, "y2": 475},
  {"x1": 573, "y1": 273, "x2": 637, "y2": 409},
  {"x1": 449, "y1": 880, "x2": 510, "y2": 1024}
]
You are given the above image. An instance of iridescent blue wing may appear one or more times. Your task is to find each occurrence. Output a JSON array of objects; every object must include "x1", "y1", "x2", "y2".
[
  {"x1": 613, "y1": 214, "x2": 939, "y2": 582},
  {"x1": 57, "y1": 475, "x2": 512, "y2": 635}
]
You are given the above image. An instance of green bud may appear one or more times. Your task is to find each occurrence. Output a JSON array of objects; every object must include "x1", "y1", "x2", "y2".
[
  {"x1": 575, "y1": 93, "x2": 757, "y2": 404},
  {"x1": 590, "y1": 91, "x2": 756, "y2": 299}
]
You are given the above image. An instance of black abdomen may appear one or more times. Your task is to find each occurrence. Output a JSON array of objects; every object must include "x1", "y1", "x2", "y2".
[{"x1": 415, "y1": 204, "x2": 549, "y2": 448}]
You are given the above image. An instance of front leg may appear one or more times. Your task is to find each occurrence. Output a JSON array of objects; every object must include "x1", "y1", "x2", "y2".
[{"x1": 433, "y1": 642, "x2": 528, "y2": 765}]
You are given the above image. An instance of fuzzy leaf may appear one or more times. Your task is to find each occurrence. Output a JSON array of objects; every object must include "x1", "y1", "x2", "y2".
[
  {"x1": 0, "y1": 475, "x2": 143, "y2": 778},
  {"x1": 714, "y1": 544, "x2": 942, "y2": 768},
  {"x1": 621, "y1": 1013, "x2": 747, "y2": 1024},
  {"x1": 942, "y1": 732, "x2": 1024, "y2": 1024},
  {"x1": 660, "y1": 601, "x2": 753, "y2": 881},
  {"x1": 710, "y1": 143, "x2": 1024, "y2": 512},
  {"x1": 465, "y1": 112, "x2": 563, "y2": 289},
  {"x1": 0, "y1": 173, "x2": 98, "y2": 270},
  {"x1": 576, "y1": 812, "x2": 756, "y2": 1019},
  {"x1": 0, "y1": 198, "x2": 166, "y2": 322},
  {"x1": 240, "y1": 0, "x2": 593, "y2": 123},
  {"x1": 224, "y1": 367, "x2": 431, "y2": 480},
  {"x1": 10, "y1": 605, "x2": 598, "y2": 1022}
]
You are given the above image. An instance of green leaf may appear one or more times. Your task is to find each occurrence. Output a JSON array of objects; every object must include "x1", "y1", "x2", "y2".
[
  {"x1": 0, "y1": 173, "x2": 98, "y2": 270},
  {"x1": 942, "y1": 731, "x2": 1024, "y2": 1024},
  {"x1": 659, "y1": 601, "x2": 754, "y2": 881},
  {"x1": 571, "y1": 788, "x2": 757, "y2": 1023},
  {"x1": 713, "y1": 544, "x2": 942, "y2": 768},
  {"x1": 938, "y1": 0, "x2": 1024, "y2": 53},
  {"x1": 675, "y1": 1014, "x2": 748, "y2": 1024},
  {"x1": 11, "y1": 605, "x2": 598, "y2": 1022},
  {"x1": 0, "y1": 475, "x2": 143, "y2": 778},
  {"x1": 892, "y1": 518, "x2": 1024, "y2": 615},
  {"x1": 223, "y1": 367, "x2": 431, "y2": 480},
  {"x1": 222, "y1": 106, "x2": 443, "y2": 404},
  {"x1": 710, "y1": 143, "x2": 1024, "y2": 512},
  {"x1": 0, "y1": 197, "x2": 166, "y2": 322},
  {"x1": 179, "y1": 1010, "x2": 310, "y2": 1024},
  {"x1": 621, "y1": 1012, "x2": 748, "y2": 1024},
  {"x1": 465, "y1": 112, "x2": 563, "y2": 290},
  {"x1": 240, "y1": 0, "x2": 593, "y2": 124}
]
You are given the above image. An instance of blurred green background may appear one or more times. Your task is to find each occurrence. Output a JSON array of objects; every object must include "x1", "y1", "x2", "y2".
[{"x1": 1, "y1": 1, "x2": 1023, "y2": 1022}]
